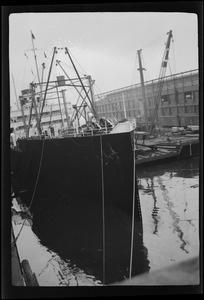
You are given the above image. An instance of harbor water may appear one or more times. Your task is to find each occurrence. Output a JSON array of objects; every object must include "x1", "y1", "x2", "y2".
[
  {"x1": 137, "y1": 156, "x2": 199, "y2": 273},
  {"x1": 12, "y1": 156, "x2": 200, "y2": 286}
]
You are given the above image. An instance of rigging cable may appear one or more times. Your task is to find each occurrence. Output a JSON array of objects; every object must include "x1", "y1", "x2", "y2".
[
  {"x1": 11, "y1": 139, "x2": 45, "y2": 246},
  {"x1": 129, "y1": 137, "x2": 136, "y2": 279},
  {"x1": 100, "y1": 134, "x2": 106, "y2": 285}
]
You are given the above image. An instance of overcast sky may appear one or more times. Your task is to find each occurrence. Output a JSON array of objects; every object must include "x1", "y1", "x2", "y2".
[{"x1": 9, "y1": 12, "x2": 198, "y2": 108}]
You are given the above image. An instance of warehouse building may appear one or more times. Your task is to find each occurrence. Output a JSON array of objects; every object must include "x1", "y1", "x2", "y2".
[{"x1": 94, "y1": 69, "x2": 199, "y2": 131}]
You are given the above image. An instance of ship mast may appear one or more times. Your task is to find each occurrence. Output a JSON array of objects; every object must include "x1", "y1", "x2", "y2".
[
  {"x1": 65, "y1": 47, "x2": 97, "y2": 119},
  {"x1": 87, "y1": 75, "x2": 96, "y2": 115},
  {"x1": 38, "y1": 47, "x2": 57, "y2": 130},
  {"x1": 56, "y1": 86, "x2": 65, "y2": 128},
  {"x1": 19, "y1": 95, "x2": 27, "y2": 134},
  {"x1": 30, "y1": 30, "x2": 43, "y2": 111}
]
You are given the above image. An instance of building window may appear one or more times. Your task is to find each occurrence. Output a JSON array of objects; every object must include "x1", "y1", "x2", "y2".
[
  {"x1": 162, "y1": 107, "x2": 169, "y2": 116},
  {"x1": 183, "y1": 76, "x2": 191, "y2": 86},
  {"x1": 148, "y1": 97, "x2": 151, "y2": 107},
  {"x1": 178, "y1": 106, "x2": 185, "y2": 114},
  {"x1": 193, "y1": 90, "x2": 198, "y2": 102},
  {"x1": 171, "y1": 107, "x2": 177, "y2": 116},
  {"x1": 178, "y1": 92, "x2": 184, "y2": 104},
  {"x1": 191, "y1": 74, "x2": 198, "y2": 85},
  {"x1": 184, "y1": 91, "x2": 193, "y2": 102},
  {"x1": 169, "y1": 93, "x2": 176, "y2": 105},
  {"x1": 126, "y1": 100, "x2": 130, "y2": 109},
  {"x1": 194, "y1": 105, "x2": 198, "y2": 113},
  {"x1": 175, "y1": 89, "x2": 178, "y2": 104},
  {"x1": 176, "y1": 78, "x2": 184, "y2": 88},
  {"x1": 186, "y1": 106, "x2": 194, "y2": 114},
  {"x1": 161, "y1": 94, "x2": 169, "y2": 104}
]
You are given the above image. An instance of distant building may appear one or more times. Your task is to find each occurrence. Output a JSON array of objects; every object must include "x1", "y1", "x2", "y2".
[
  {"x1": 10, "y1": 87, "x2": 73, "y2": 138},
  {"x1": 95, "y1": 69, "x2": 199, "y2": 130}
]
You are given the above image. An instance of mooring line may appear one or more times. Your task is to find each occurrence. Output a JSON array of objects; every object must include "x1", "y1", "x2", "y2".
[
  {"x1": 11, "y1": 139, "x2": 45, "y2": 246},
  {"x1": 129, "y1": 138, "x2": 136, "y2": 279},
  {"x1": 100, "y1": 134, "x2": 106, "y2": 285},
  {"x1": 28, "y1": 139, "x2": 45, "y2": 210}
]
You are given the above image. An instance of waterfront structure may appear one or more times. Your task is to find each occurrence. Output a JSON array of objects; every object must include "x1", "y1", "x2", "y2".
[{"x1": 94, "y1": 69, "x2": 199, "y2": 130}]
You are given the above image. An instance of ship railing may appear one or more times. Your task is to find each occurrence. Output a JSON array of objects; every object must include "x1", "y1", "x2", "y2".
[
  {"x1": 80, "y1": 128, "x2": 107, "y2": 136},
  {"x1": 60, "y1": 128, "x2": 78, "y2": 137},
  {"x1": 49, "y1": 125, "x2": 112, "y2": 139}
]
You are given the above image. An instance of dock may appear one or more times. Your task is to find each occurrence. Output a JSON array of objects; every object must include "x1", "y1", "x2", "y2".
[{"x1": 134, "y1": 132, "x2": 199, "y2": 167}]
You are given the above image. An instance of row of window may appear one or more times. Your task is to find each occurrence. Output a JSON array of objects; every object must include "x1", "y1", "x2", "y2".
[
  {"x1": 97, "y1": 104, "x2": 198, "y2": 120},
  {"x1": 96, "y1": 89, "x2": 199, "y2": 114},
  {"x1": 161, "y1": 105, "x2": 199, "y2": 116},
  {"x1": 159, "y1": 90, "x2": 198, "y2": 106}
]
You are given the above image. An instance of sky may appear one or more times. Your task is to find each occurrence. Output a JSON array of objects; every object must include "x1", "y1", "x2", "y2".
[{"x1": 9, "y1": 12, "x2": 199, "y2": 109}]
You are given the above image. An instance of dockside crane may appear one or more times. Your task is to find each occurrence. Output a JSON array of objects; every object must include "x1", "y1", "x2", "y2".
[{"x1": 149, "y1": 30, "x2": 173, "y2": 134}]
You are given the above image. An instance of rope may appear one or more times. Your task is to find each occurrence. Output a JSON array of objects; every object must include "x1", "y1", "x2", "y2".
[
  {"x1": 11, "y1": 139, "x2": 45, "y2": 246},
  {"x1": 100, "y1": 135, "x2": 106, "y2": 285},
  {"x1": 129, "y1": 138, "x2": 136, "y2": 279}
]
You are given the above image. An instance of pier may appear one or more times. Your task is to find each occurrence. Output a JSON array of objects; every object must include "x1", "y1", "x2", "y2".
[{"x1": 134, "y1": 131, "x2": 199, "y2": 166}]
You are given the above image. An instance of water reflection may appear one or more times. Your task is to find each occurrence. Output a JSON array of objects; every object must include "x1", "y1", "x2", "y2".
[
  {"x1": 150, "y1": 178, "x2": 160, "y2": 235},
  {"x1": 137, "y1": 157, "x2": 199, "y2": 271},
  {"x1": 157, "y1": 176, "x2": 189, "y2": 254}
]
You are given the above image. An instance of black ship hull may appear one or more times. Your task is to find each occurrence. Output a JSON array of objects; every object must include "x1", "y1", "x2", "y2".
[{"x1": 11, "y1": 131, "x2": 147, "y2": 284}]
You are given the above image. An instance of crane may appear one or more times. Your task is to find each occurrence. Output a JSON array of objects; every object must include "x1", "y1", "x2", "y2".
[{"x1": 149, "y1": 30, "x2": 173, "y2": 134}]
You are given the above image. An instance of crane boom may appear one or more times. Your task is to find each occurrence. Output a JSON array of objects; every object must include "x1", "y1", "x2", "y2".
[{"x1": 150, "y1": 30, "x2": 173, "y2": 134}]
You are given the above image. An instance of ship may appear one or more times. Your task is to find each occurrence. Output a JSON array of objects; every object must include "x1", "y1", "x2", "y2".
[{"x1": 10, "y1": 39, "x2": 145, "y2": 284}]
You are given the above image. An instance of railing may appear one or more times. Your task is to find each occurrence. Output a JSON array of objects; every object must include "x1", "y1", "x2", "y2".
[{"x1": 60, "y1": 127, "x2": 108, "y2": 138}]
